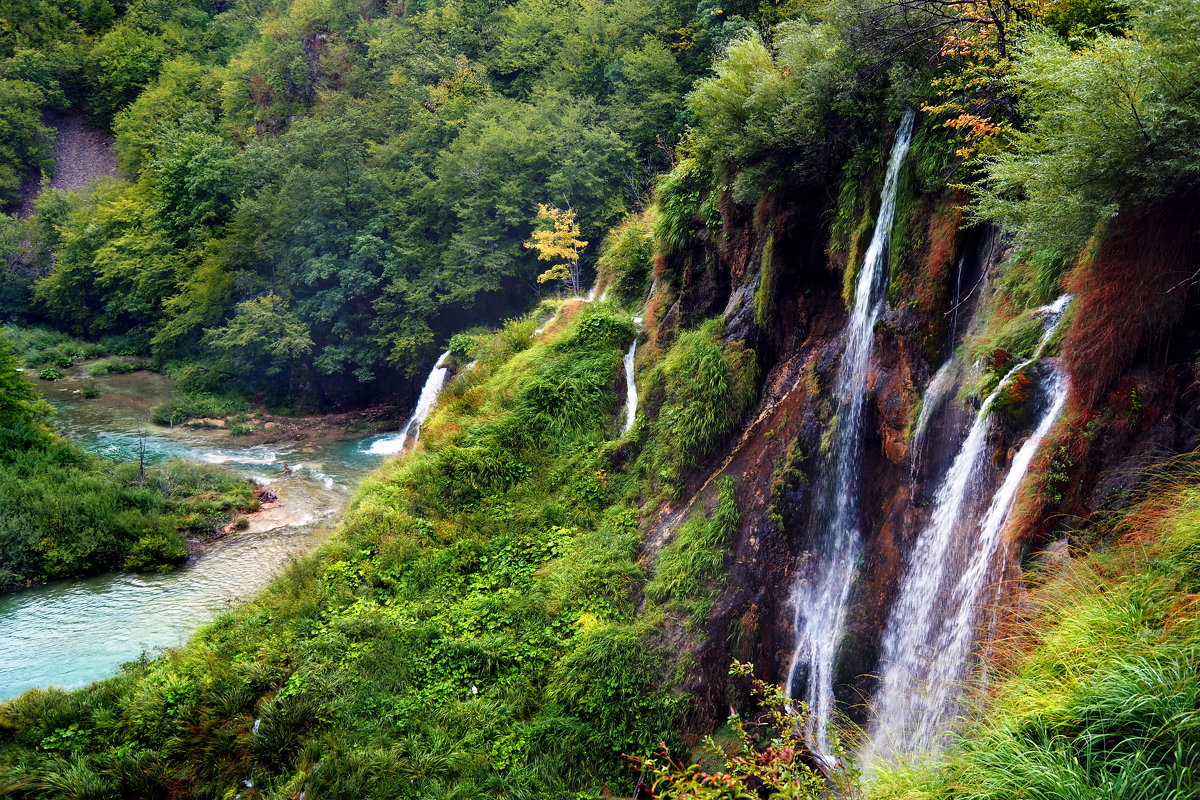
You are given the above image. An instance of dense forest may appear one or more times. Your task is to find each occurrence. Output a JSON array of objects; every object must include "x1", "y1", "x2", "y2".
[{"x1": 1, "y1": 0, "x2": 1199, "y2": 798}]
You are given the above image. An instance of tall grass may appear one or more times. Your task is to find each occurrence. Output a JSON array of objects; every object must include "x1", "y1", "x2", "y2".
[{"x1": 870, "y1": 483, "x2": 1200, "y2": 800}]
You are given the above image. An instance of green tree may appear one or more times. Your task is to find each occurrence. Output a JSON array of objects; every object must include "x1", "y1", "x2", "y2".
[
  {"x1": 203, "y1": 292, "x2": 314, "y2": 393},
  {"x1": 972, "y1": 0, "x2": 1200, "y2": 261}
]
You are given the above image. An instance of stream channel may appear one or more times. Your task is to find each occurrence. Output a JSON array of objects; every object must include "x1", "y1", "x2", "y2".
[{"x1": 0, "y1": 368, "x2": 402, "y2": 701}]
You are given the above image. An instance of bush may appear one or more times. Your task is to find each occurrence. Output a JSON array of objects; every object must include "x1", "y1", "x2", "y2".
[
  {"x1": 151, "y1": 392, "x2": 243, "y2": 426},
  {"x1": 38, "y1": 367, "x2": 62, "y2": 381},
  {"x1": 639, "y1": 321, "x2": 758, "y2": 497}
]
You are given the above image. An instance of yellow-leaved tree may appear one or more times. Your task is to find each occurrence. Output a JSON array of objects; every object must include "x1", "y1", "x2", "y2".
[{"x1": 525, "y1": 203, "x2": 588, "y2": 295}]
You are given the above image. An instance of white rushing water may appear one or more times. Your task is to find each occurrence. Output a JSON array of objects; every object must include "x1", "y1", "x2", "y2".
[
  {"x1": 365, "y1": 351, "x2": 452, "y2": 456},
  {"x1": 864, "y1": 296, "x2": 1072, "y2": 765},
  {"x1": 621, "y1": 339, "x2": 638, "y2": 435},
  {"x1": 785, "y1": 109, "x2": 916, "y2": 765}
]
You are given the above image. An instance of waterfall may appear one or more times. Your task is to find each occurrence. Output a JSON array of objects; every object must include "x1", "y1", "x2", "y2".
[
  {"x1": 864, "y1": 296, "x2": 1072, "y2": 765},
  {"x1": 785, "y1": 109, "x2": 916, "y2": 765},
  {"x1": 948, "y1": 254, "x2": 966, "y2": 344},
  {"x1": 909, "y1": 359, "x2": 957, "y2": 485},
  {"x1": 366, "y1": 351, "x2": 453, "y2": 456},
  {"x1": 621, "y1": 339, "x2": 638, "y2": 435}
]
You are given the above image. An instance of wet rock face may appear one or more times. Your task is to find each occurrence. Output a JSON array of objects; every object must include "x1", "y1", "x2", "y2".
[
  {"x1": 648, "y1": 182, "x2": 957, "y2": 731},
  {"x1": 655, "y1": 184, "x2": 1199, "y2": 743}
]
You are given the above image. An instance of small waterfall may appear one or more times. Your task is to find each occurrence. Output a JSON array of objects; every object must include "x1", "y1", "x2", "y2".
[
  {"x1": 864, "y1": 296, "x2": 1072, "y2": 765},
  {"x1": 621, "y1": 339, "x2": 638, "y2": 435},
  {"x1": 366, "y1": 351, "x2": 453, "y2": 456},
  {"x1": 785, "y1": 109, "x2": 916, "y2": 765},
  {"x1": 948, "y1": 254, "x2": 966, "y2": 344},
  {"x1": 909, "y1": 359, "x2": 957, "y2": 486}
]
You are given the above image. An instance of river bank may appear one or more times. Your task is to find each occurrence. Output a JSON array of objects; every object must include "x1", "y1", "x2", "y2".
[{"x1": 0, "y1": 365, "x2": 414, "y2": 700}]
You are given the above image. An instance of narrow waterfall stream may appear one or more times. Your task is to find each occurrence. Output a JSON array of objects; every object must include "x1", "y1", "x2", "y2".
[
  {"x1": 864, "y1": 296, "x2": 1072, "y2": 764},
  {"x1": 622, "y1": 339, "x2": 638, "y2": 435},
  {"x1": 910, "y1": 359, "x2": 958, "y2": 485},
  {"x1": 365, "y1": 351, "x2": 453, "y2": 456},
  {"x1": 785, "y1": 109, "x2": 916, "y2": 764}
]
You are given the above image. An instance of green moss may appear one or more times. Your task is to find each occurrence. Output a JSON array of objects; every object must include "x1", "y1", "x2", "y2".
[
  {"x1": 842, "y1": 208, "x2": 876, "y2": 307},
  {"x1": 768, "y1": 438, "x2": 806, "y2": 531},
  {"x1": 753, "y1": 232, "x2": 777, "y2": 329},
  {"x1": 886, "y1": 156, "x2": 919, "y2": 307}
]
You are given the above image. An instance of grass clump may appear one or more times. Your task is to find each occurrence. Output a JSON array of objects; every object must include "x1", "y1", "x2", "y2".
[
  {"x1": 645, "y1": 476, "x2": 740, "y2": 628},
  {"x1": 83, "y1": 358, "x2": 146, "y2": 376},
  {"x1": 638, "y1": 320, "x2": 758, "y2": 499},
  {"x1": 151, "y1": 392, "x2": 244, "y2": 426}
]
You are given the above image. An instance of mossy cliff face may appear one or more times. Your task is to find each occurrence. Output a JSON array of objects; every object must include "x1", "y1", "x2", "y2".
[{"x1": 643, "y1": 122, "x2": 1200, "y2": 737}]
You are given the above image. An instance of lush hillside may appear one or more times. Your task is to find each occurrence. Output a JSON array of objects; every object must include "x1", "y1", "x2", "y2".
[{"x1": 2, "y1": 0, "x2": 1200, "y2": 798}]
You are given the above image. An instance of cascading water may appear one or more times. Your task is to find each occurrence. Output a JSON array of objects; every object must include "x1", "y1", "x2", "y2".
[
  {"x1": 909, "y1": 359, "x2": 957, "y2": 485},
  {"x1": 366, "y1": 351, "x2": 453, "y2": 455},
  {"x1": 621, "y1": 339, "x2": 638, "y2": 435},
  {"x1": 785, "y1": 109, "x2": 916, "y2": 764},
  {"x1": 864, "y1": 296, "x2": 1072, "y2": 765}
]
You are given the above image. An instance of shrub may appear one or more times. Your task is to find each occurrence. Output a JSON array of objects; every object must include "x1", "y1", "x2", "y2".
[
  {"x1": 151, "y1": 392, "x2": 243, "y2": 426},
  {"x1": 38, "y1": 367, "x2": 62, "y2": 381}
]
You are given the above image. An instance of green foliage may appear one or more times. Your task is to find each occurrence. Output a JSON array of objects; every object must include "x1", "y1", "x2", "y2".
[
  {"x1": 685, "y1": 19, "x2": 866, "y2": 201},
  {"x1": 5, "y1": 0, "x2": 711, "y2": 406},
  {"x1": 973, "y1": 0, "x2": 1200, "y2": 266},
  {"x1": 0, "y1": 333, "x2": 52, "y2": 429},
  {"x1": 0, "y1": 308, "x2": 689, "y2": 798},
  {"x1": 637, "y1": 661, "x2": 846, "y2": 799},
  {"x1": 0, "y1": 414, "x2": 256, "y2": 589},
  {"x1": 645, "y1": 476, "x2": 740, "y2": 627},
  {"x1": 36, "y1": 367, "x2": 62, "y2": 381},
  {"x1": 0, "y1": 78, "x2": 51, "y2": 205}
]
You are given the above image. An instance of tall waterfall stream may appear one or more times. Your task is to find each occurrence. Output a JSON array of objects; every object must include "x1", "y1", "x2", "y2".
[
  {"x1": 785, "y1": 109, "x2": 916, "y2": 764},
  {"x1": 864, "y1": 296, "x2": 1072, "y2": 765}
]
